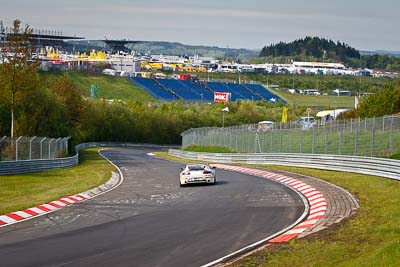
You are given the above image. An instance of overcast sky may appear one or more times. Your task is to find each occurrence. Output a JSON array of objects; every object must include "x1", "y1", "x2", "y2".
[{"x1": 1, "y1": 0, "x2": 399, "y2": 51}]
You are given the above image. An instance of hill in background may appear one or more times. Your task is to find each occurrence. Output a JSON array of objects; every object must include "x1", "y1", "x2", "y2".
[
  {"x1": 259, "y1": 36, "x2": 360, "y2": 63},
  {"x1": 66, "y1": 40, "x2": 258, "y2": 61},
  {"x1": 67, "y1": 38, "x2": 400, "y2": 71}
]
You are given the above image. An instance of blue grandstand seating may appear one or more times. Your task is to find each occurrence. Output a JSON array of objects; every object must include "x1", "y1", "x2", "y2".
[
  {"x1": 243, "y1": 84, "x2": 284, "y2": 103},
  {"x1": 227, "y1": 83, "x2": 262, "y2": 101},
  {"x1": 207, "y1": 82, "x2": 242, "y2": 101},
  {"x1": 127, "y1": 77, "x2": 283, "y2": 103},
  {"x1": 128, "y1": 77, "x2": 177, "y2": 100},
  {"x1": 158, "y1": 80, "x2": 200, "y2": 101}
]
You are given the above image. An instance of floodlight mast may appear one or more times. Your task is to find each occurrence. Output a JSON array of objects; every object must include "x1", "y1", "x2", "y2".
[{"x1": 221, "y1": 107, "x2": 229, "y2": 127}]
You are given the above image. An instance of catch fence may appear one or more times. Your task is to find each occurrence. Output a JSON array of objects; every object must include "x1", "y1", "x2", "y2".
[
  {"x1": 181, "y1": 115, "x2": 400, "y2": 157},
  {"x1": 0, "y1": 136, "x2": 70, "y2": 161}
]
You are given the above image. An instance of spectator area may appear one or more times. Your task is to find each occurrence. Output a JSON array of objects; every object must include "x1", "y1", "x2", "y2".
[{"x1": 128, "y1": 77, "x2": 283, "y2": 103}]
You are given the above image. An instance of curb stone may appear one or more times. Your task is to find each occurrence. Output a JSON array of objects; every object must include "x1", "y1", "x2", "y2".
[{"x1": 0, "y1": 171, "x2": 121, "y2": 228}]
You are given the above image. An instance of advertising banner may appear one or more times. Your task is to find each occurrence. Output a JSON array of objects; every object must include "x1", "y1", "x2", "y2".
[{"x1": 214, "y1": 92, "x2": 230, "y2": 102}]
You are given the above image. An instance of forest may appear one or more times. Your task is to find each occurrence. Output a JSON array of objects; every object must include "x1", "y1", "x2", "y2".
[{"x1": 258, "y1": 36, "x2": 400, "y2": 71}]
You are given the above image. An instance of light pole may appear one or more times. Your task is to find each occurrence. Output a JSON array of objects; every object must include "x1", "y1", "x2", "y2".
[
  {"x1": 269, "y1": 98, "x2": 277, "y2": 121},
  {"x1": 221, "y1": 107, "x2": 229, "y2": 127}
]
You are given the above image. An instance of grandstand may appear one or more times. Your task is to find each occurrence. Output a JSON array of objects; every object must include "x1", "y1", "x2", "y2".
[
  {"x1": 128, "y1": 78, "x2": 283, "y2": 103},
  {"x1": 128, "y1": 77, "x2": 178, "y2": 101},
  {"x1": 0, "y1": 20, "x2": 83, "y2": 51}
]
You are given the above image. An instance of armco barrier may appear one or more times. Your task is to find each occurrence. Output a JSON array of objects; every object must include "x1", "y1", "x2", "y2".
[
  {"x1": 168, "y1": 149, "x2": 400, "y2": 181},
  {"x1": 0, "y1": 143, "x2": 179, "y2": 175}
]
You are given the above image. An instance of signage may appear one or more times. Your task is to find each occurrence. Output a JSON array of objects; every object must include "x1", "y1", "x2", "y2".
[{"x1": 214, "y1": 92, "x2": 230, "y2": 102}]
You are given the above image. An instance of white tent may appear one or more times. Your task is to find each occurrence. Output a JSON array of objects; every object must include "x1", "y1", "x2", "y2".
[{"x1": 316, "y1": 109, "x2": 350, "y2": 120}]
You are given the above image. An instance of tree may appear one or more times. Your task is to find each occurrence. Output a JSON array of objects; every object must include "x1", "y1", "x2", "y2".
[
  {"x1": 0, "y1": 19, "x2": 38, "y2": 137},
  {"x1": 356, "y1": 83, "x2": 400, "y2": 118}
]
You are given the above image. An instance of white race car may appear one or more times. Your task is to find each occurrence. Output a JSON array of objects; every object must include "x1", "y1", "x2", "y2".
[{"x1": 179, "y1": 164, "x2": 216, "y2": 187}]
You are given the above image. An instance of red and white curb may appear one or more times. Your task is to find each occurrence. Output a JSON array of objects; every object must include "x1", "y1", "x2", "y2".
[
  {"x1": 0, "y1": 150, "x2": 124, "y2": 228},
  {"x1": 0, "y1": 194, "x2": 90, "y2": 227},
  {"x1": 212, "y1": 164, "x2": 327, "y2": 243}
]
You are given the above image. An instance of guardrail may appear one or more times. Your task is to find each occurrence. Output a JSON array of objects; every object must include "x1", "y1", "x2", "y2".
[
  {"x1": 0, "y1": 142, "x2": 179, "y2": 175},
  {"x1": 168, "y1": 149, "x2": 400, "y2": 181}
]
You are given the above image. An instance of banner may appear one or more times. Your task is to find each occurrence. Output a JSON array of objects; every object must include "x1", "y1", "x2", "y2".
[
  {"x1": 282, "y1": 106, "x2": 289, "y2": 123},
  {"x1": 214, "y1": 92, "x2": 230, "y2": 102}
]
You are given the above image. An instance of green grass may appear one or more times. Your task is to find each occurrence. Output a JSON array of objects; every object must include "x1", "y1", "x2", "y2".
[
  {"x1": 155, "y1": 152, "x2": 400, "y2": 266},
  {"x1": 43, "y1": 71, "x2": 154, "y2": 101},
  {"x1": 271, "y1": 90, "x2": 355, "y2": 108},
  {"x1": 391, "y1": 153, "x2": 400, "y2": 160},
  {"x1": 183, "y1": 145, "x2": 236, "y2": 153},
  {"x1": 0, "y1": 148, "x2": 115, "y2": 215}
]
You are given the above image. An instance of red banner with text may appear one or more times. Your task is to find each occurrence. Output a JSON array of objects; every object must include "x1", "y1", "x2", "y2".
[{"x1": 214, "y1": 92, "x2": 230, "y2": 102}]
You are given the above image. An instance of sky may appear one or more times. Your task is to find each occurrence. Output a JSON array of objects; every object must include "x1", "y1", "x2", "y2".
[{"x1": 1, "y1": 0, "x2": 399, "y2": 51}]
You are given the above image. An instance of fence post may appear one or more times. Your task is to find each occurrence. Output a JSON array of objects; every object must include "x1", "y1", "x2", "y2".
[
  {"x1": 324, "y1": 128, "x2": 328, "y2": 154},
  {"x1": 312, "y1": 128, "x2": 315, "y2": 154},
  {"x1": 354, "y1": 123, "x2": 358, "y2": 156},
  {"x1": 229, "y1": 127, "x2": 233, "y2": 150},
  {"x1": 289, "y1": 128, "x2": 292, "y2": 153},
  {"x1": 350, "y1": 118, "x2": 353, "y2": 132},
  {"x1": 40, "y1": 137, "x2": 46, "y2": 159},
  {"x1": 371, "y1": 117, "x2": 376, "y2": 157},
  {"x1": 300, "y1": 129, "x2": 303, "y2": 153},
  {"x1": 0, "y1": 136, "x2": 6, "y2": 161},
  {"x1": 235, "y1": 127, "x2": 238, "y2": 152},
  {"x1": 55, "y1": 138, "x2": 61, "y2": 157},
  {"x1": 48, "y1": 139, "x2": 54, "y2": 159},
  {"x1": 389, "y1": 115, "x2": 394, "y2": 155},
  {"x1": 29, "y1": 136, "x2": 36, "y2": 160},
  {"x1": 16, "y1": 136, "x2": 23, "y2": 161},
  {"x1": 270, "y1": 131, "x2": 273, "y2": 153}
]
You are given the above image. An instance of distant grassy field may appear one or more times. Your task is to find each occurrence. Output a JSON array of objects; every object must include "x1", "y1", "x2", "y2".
[
  {"x1": 0, "y1": 148, "x2": 115, "y2": 215},
  {"x1": 43, "y1": 71, "x2": 154, "y2": 102},
  {"x1": 271, "y1": 90, "x2": 355, "y2": 108}
]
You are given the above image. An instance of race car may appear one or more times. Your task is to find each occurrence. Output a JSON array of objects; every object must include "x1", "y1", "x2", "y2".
[{"x1": 179, "y1": 164, "x2": 216, "y2": 186}]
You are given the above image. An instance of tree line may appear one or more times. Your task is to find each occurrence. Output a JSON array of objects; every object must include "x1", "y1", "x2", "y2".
[
  {"x1": 259, "y1": 37, "x2": 360, "y2": 62},
  {"x1": 258, "y1": 36, "x2": 400, "y2": 71}
]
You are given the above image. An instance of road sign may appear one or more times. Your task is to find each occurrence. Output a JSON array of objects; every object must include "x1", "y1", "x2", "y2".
[
  {"x1": 90, "y1": 84, "x2": 98, "y2": 98},
  {"x1": 306, "y1": 107, "x2": 313, "y2": 113}
]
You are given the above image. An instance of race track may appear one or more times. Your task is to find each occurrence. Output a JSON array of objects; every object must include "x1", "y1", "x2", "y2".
[{"x1": 0, "y1": 147, "x2": 305, "y2": 267}]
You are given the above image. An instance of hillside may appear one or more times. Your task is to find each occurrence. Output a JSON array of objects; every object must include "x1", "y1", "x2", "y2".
[
  {"x1": 42, "y1": 71, "x2": 154, "y2": 102},
  {"x1": 259, "y1": 36, "x2": 360, "y2": 63},
  {"x1": 66, "y1": 40, "x2": 259, "y2": 61}
]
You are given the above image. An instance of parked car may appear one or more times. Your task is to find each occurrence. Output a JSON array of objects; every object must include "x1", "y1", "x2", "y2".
[
  {"x1": 257, "y1": 121, "x2": 275, "y2": 131},
  {"x1": 293, "y1": 117, "x2": 317, "y2": 129},
  {"x1": 179, "y1": 164, "x2": 216, "y2": 187},
  {"x1": 294, "y1": 117, "x2": 316, "y2": 125}
]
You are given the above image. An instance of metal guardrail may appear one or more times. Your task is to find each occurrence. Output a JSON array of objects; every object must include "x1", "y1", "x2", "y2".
[
  {"x1": 168, "y1": 149, "x2": 400, "y2": 181},
  {"x1": 0, "y1": 142, "x2": 179, "y2": 175}
]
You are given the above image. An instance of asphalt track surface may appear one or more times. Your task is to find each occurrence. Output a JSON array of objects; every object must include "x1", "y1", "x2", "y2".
[{"x1": 0, "y1": 147, "x2": 305, "y2": 267}]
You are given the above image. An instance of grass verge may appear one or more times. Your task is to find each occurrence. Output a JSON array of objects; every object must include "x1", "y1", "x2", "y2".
[
  {"x1": 183, "y1": 145, "x2": 236, "y2": 153},
  {"x1": 43, "y1": 71, "x2": 154, "y2": 101},
  {"x1": 391, "y1": 153, "x2": 400, "y2": 160},
  {"x1": 156, "y1": 152, "x2": 400, "y2": 266},
  {"x1": 0, "y1": 148, "x2": 116, "y2": 215}
]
